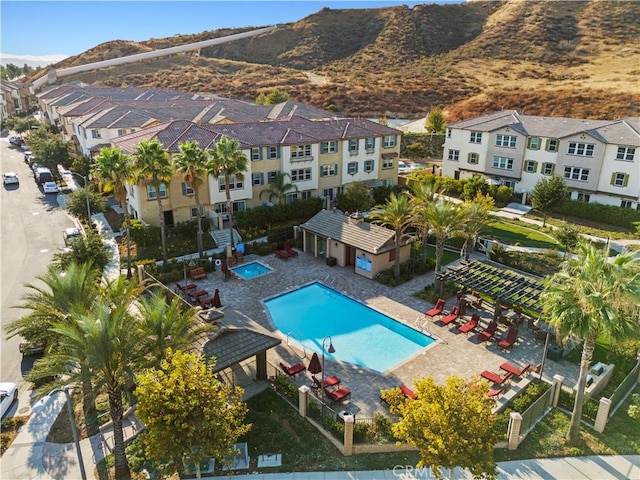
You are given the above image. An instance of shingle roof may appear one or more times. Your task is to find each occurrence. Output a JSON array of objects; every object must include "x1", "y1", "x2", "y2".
[
  {"x1": 203, "y1": 327, "x2": 281, "y2": 373},
  {"x1": 300, "y1": 209, "x2": 396, "y2": 254}
]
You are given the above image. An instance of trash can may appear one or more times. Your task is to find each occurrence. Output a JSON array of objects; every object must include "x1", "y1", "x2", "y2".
[
  {"x1": 547, "y1": 344, "x2": 563, "y2": 361},
  {"x1": 326, "y1": 256, "x2": 337, "y2": 267}
]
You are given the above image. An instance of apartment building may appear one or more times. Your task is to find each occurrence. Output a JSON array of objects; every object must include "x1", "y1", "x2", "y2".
[
  {"x1": 1, "y1": 79, "x2": 34, "y2": 122},
  {"x1": 442, "y1": 111, "x2": 640, "y2": 209}
]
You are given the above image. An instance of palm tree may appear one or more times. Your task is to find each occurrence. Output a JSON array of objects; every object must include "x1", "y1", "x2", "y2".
[
  {"x1": 541, "y1": 243, "x2": 640, "y2": 444},
  {"x1": 408, "y1": 180, "x2": 438, "y2": 263},
  {"x1": 459, "y1": 194, "x2": 493, "y2": 261},
  {"x1": 173, "y1": 141, "x2": 210, "y2": 258},
  {"x1": 133, "y1": 139, "x2": 173, "y2": 263},
  {"x1": 207, "y1": 136, "x2": 248, "y2": 249},
  {"x1": 259, "y1": 172, "x2": 298, "y2": 205},
  {"x1": 93, "y1": 146, "x2": 135, "y2": 277},
  {"x1": 369, "y1": 193, "x2": 413, "y2": 279},
  {"x1": 426, "y1": 199, "x2": 465, "y2": 293}
]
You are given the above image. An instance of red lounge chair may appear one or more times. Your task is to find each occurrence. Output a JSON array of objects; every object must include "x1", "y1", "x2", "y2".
[
  {"x1": 312, "y1": 375, "x2": 340, "y2": 389},
  {"x1": 480, "y1": 370, "x2": 512, "y2": 385},
  {"x1": 324, "y1": 386, "x2": 351, "y2": 404},
  {"x1": 500, "y1": 362, "x2": 531, "y2": 378},
  {"x1": 425, "y1": 298, "x2": 445, "y2": 318},
  {"x1": 487, "y1": 387, "x2": 503, "y2": 397},
  {"x1": 284, "y1": 241, "x2": 298, "y2": 257},
  {"x1": 498, "y1": 327, "x2": 519, "y2": 350},
  {"x1": 476, "y1": 321, "x2": 497, "y2": 342},
  {"x1": 400, "y1": 385, "x2": 417, "y2": 400},
  {"x1": 279, "y1": 362, "x2": 306, "y2": 377},
  {"x1": 440, "y1": 305, "x2": 460, "y2": 325},
  {"x1": 274, "y1": 249, "x2": 292, "y2": 260},
  {"x1": 458, "y1": 313, "x2": 480, "y2": 334},
  {"x1": 197, "y1": 297, "x2": 214, "y2": 309}
]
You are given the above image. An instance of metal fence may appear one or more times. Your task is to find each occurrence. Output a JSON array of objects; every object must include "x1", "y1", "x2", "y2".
[
  {"x1": 608, "y1": 361, "x2": 640, "y2": 418},
  {"x1": 517, "y1": 387, "x2": 553, "y2": 441}
]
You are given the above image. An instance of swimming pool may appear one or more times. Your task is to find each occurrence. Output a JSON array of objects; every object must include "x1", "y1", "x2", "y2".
[
  {"x1": 232, "y1": 261, "x2": 273, "y2": 280},
  {"x1": 264, "y1": 282, "x2": 435, "y2": 372}
]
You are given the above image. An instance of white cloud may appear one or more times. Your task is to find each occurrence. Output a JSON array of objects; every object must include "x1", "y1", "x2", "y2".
[{"x1": 0, "y1": 53, "x2": 69, "y2": 68}]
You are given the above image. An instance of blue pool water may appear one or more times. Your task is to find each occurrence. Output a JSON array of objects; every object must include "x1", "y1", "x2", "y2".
[
  {"x1": 264, "y1": 282, "x2": 434, "y2": 372},
  {"x1": 232, "y1": 261, "x2": 273, "y2": 280}
]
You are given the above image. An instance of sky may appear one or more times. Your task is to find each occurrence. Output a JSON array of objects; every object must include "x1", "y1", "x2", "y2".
[{"x1": 1, "y1": 0, "x2": 462, "y2": 61}]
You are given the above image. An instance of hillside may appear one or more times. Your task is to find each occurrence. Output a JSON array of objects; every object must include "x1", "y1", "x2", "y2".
[{"x1": 39, "y1": 0, "x2": 640, "y2": 122}]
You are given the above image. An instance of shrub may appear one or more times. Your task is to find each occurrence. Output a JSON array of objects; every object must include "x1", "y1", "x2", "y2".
[
  {"x1": 510, "y1": 381, "x2": 551, "y2": 412},
  {"x1": 627, "y1": 393, "x2": 640, "y2": 421},
  {"x1": 273, "y1": 375, "x2": 298, "y2": 404},
  {"x1": 553, "y1": 199, "x2": 640, "y2": 230}
]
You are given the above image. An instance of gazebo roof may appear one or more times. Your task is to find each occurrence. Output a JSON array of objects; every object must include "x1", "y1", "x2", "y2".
[
  {"x1": 203, "y1": 327, "x2": 281, "y2": 373},
  {"x1": 437, "y1": 260, "x2": 545, "y2": 314}
]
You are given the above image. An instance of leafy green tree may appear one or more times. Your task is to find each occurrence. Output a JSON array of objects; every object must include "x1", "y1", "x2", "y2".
[
  {"x1": 531, "y1": 175, "x2": 568, "y2": 227},
  {"x1": 255, "y1": 88, "x2": 290, "y2": 105},
  {"x1": 173, "y1": 141, "x2": 210, "y2": 258},
  {"x1": 386, "y1": 376, "x2": 499, "y2": 480},
  {"x1": 208, "y1": 136, "x2": 249, "y2": 249},
  {"x1": 553, "y1": 225, "x2": 580, "y2": 258},
  {"x1": 461, "y1": 175, "x2": 489, "y2": 201},
  {"x1": 542, "y1": 243, "x2": 640, "y2": 444},
  {"x1": 378, "y1": 115, "x2": 388, "y2": 126},
  {"x1": 425, "y1": 107, "x2": 446, "y2": 134},
  {"x1": 52, "y1": 232, "x2": 111, "y2": 272},
  {"x1": 369, "y1": 193, "x2": 413, "y2": 279},
  {"x1": 136, "y1": 349, "x2": 251, "y2": 480},
  {"x1": 336, "y1": 181, "x2": 374, "y2": 213},
  {"x1": 427, "y1": 199, "x2": 465, "y2": 293},
  {"x1": 12, "y1": 117, "x2": 33, "y2": 134},
  {"x1": 26, "y1": 128, "x2": 73, "y2": 169},
  {"x1": 133, "y1": 139, "x2": 173, "y2": 263},
  {"x1": 408, "y1": 180, "x2": 438, "y2": 263},
  {"x1": 460, "y1": 194, "x2": 493, "y2": 261},
  {"x1": 406, "y1": 142, "x2": 427, "y2": 160},
  {"x1": 93, "y1": 146, "x2": 135, "y2": 277},
  {"x1": 259, "y1": 172, "x2": 298, "y2": 205},
  {"x1": 65, "y1": 187, "x2": 107, "y2": 223}
]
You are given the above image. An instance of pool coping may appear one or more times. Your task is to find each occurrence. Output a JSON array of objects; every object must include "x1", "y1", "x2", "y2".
[{"x1": 231, "y1": 260, "x2": 275, "y2": 281}]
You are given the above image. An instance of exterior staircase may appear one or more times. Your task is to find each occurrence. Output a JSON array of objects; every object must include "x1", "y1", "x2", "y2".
[{"x1": 210, "y1": 228, "x2": 242, "y2": 249}]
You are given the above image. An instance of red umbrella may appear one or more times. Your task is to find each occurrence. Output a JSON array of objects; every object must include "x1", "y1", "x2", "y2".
[
  {"x1": 308, "y1": 352, "x2": 322, "y2": 375},
  {"x1": 213, "y1": 289, "x2": 222, "y2": 308}
]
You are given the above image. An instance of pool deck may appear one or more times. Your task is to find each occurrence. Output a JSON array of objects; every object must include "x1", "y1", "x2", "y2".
[{"x1": 193, "y1": 250, "x2": 580, "y2": 418}]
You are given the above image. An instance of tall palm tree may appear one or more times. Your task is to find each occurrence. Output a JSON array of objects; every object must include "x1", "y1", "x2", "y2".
[
  {"x1": 541, "y1": 243, "x2": 640, "y2": 444},
  {"x1": 174, "y1": 141, "x2": 209, "y2": 258},
  {"x1": 93, "y1": 146, "x2": 135, "y2": 277},
  {"x1": 459, "y1": 194, "x2": 493, "y2": 261},
  {"x1": 369, "y1": 193, "x2": 413, "y2": 279},
  {"x1": 408, "y1": 180, "x2": 438, "y2": 263},
  {"x1": 426, "y1": 199, "x2": 465, "y2": 293},
  {"x1": 133, "y1": 139, "x2": 173, "y2": 263},
  {"x1": 207, "y1": 136, "x2": 248, "y2": 249},
  {"x1": 259, "y1": 172, "x2": 298, "y2": 205}
]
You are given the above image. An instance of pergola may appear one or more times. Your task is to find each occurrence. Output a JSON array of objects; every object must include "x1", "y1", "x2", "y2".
[{"x1": 436, "y1": 260, "x2": 545, "y2": 315}]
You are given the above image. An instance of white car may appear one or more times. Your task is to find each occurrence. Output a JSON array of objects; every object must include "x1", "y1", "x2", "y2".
[
  {"x1": 398, "y1": 161, "x2": 409, "y2": 174},
  {"x1": 3, "y1": 172, "x2": 19, "y2": 185},
  {"x1": 0, "y1": 382, "x2": 18, "y2": 419},
  {"x1": 20, "y1": 144, "x2": 30, "y2": 151},
  {"x1": 43, "y1": 181, "x2": 59, "y2": 194}
]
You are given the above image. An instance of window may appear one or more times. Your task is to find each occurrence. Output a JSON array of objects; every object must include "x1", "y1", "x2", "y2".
[
  {"x1": 117, "y1": 129, "x2": 124, "y2": 137},
  {"x1": 82, "y1": 128, "x2": 87, "y2": 139},
  {"x1": 495, "y1": 134, "x2": 517, "y2": 148},
  {"x1": 348, "y1": 139, "x2": 359, "y2": 154},
  {"x1": 542, "y1": 162, "x2": 555, "y2": 175},
  {"x1": 621, "y1": 200, "x2": 634, "y2": 209},
  {"x1": 567, "y1": 142, "x2": 595, "y2": 157},
  {"x1": 382, "y1": 178, "x2": 393, "y2": 187},
  {"x1": 320, "y1": 141, "x2": 337, "y2": 154},
  {"x1": 214, "y1": 201, "x2": 246, "y2": 214},
  {"x1": 546, "y1": 139, "x2": 558, "y2": 152},
  {"x1": 470, "y1": 132, "x2": 482, "y2": 143},
  {"x1": 347, "y1": 162, "x2": 358, "y2": 175},
  {"x1": 286, "y1": 192, "x2": 299, "y2": 203},
  {"x1": 267, "y1": 146, "x2": 280, "y2": 159},
  {"x1": 190, "y1": 206, "x2": 204, "y2": 219},
  {"x1": 147, "y1": 184, "x2": 167, "y2": 200},
  {"x1": 382, "y1": 158, "x2": 394, "y2": 169},
  {"x1": 447, "y1": 128, "x2": 452, "y2": 138},
  {"x1": 576, "y1": 193, "x2": 590, "y2": 203},
  {"x1": 492, "y1": 156, "x2": 514, "y2": 170},
  {"x1": 364, "y1": 159, "x2": 375, "y2": 172},
  {"x1": 323, "y1": 188, "x2": 334, "y2": 200},
  {"x1": 527, "y1": 137, "x2": 540, "y2": 150},
  {"x1": 302, "y1": 190, "x2": 312, "y2": 200},
  {"x1": 181, "y1": 182, "x2": 194, "y2": 195},
  {"x1": 291, "y1": 144, "x2": 312, "y2": 158},
  {"x1": 365, "y1": 137, "x2": 375, "y2": 151},
  {"x1": 218, "y1": 176, "x2": 243, "y2": 191},
  {"x1": 616, "y1": 147, "x2": 636, "y2": 161},
  {"x1": 448, "y1": 149, "x2": 459, "y2": 161},
  {"x1": 611, "y1": 172, "x2": 629, "y2": 187},
  {"x1": 382, "y1": 135, "x2": 397, "y2": 148},
  {"x1": 291, "y1": 168, "x2": 311, "y2": 182},
  {"x1": 91, "y1": 129, "x2": 101, "y2": 139},
  {"x1": 267, "y1": 171, "x2": 280, "y2": 184},
  {"x1": 321, "y1": 164, "x2": 338, "y2": 177},
  {"x1": 251, "y1": 147, "x2": 262, "y2": 161},
  {"x1": 467, "y1": 152, "x2": 479, "y2": 164},
  {"x1": 251, "y1": 172, "x2": 264, "y2": 186},
  {"x1": 564, "y1": 167, "x2": 589, "y2": 181},
  {"x1": 524, "y1": 160, "x2": 537, "y2": 173}
]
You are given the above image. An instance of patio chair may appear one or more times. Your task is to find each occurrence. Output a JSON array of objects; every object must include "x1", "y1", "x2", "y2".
[
  {"x1": 324, "y1": 386, "x2": 351, "y2": 404},
  {"x1": 425, "y1": 298, "x2": 445, "y2": 318},
  {"x1": 497, "y1": 327, "x2": 519, "y2": 350},
  {"x1": 284, "y1": 241, "x2": 298, "y2": 257},
  {"x1": 476, "y1": 320, "x2": 497, "y2": 343},
  {"x1": 274, "y1": 249, "x2": 292, "y2": 260},
  {"x1": 480, "y1": 370, "x2": 512, "y2": 385},
  {"x1": 487, "y1": 386, "x2": 503, "y2": 398},
  {"x1": 440, "y1": 305, "x2": 460, "y2": 325},
  {"x1": 311, "y1": 375, "x2": 340, "y2": 389},
  {"x1": 400, "y1": 385, "x2": 417, "y2": 400},
  {"x1": 458, "y1": 313, "x2": 480, "y2": 334},
  {"x1": 227, "y1": 256, "x2": 238, "y2": 267},
  {"x1": 499, "y1": 362, "x2": 531, "y2": 378},
  {"x1": 279, "y1": 362, "x2": 306, "y2": 377},
  {"x1": 234, "y1": 250, "x2": 244, "y2": 263},
  {"x1": 471, "y1": 291, "x2": 483, "y2": 309}
]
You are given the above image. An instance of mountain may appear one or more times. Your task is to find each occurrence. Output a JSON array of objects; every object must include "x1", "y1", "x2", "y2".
[
  {"x1": 33, "y1": 0, "x2": 640, "y2": 121},
  {"x1": 1, "y1": 53, "x2": 69, "y2": 68}
]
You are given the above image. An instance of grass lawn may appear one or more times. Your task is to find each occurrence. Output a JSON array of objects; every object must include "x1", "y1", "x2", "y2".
[{"x1": 480, "y1": 219, "x2": 559, "y2": 249}]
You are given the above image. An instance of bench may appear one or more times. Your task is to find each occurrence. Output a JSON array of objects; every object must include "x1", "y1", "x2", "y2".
[{"x1": 190, "y1": 267, "x2": 207, "y2": 281}]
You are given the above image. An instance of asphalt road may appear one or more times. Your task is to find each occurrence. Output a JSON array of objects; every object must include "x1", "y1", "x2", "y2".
[{"x1": 1, "y1": 133, "x2": 77, "y2": 392}]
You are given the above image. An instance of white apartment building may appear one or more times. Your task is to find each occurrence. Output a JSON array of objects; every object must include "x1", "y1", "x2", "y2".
[{"x1": 442, "y1": 111, "x2": 640, "y2": 209}]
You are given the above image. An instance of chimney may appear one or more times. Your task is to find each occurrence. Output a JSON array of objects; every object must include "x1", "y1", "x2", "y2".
[{"x1": 348, "y1": 211, "x2": 364, "y2": 225}]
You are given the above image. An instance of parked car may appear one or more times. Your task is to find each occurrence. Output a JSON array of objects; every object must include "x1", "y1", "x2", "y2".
[
  {"x1": 3, "y1": 172, "x2": 19, "y2": 185},
  {"x1": 9, "y1": 136, "x2": 23, "y2": 146},
  {"x1": 20, "y1": 143, "x2": 30, "y2": 151},
  {"x1": 35, "y1": 167, "x2": 53, "y2": 184},
  {"x1": 43, "y1": 181, "x2": 59, "y2": 194},
  {"x1": 24, "y1": 150, "x2": 33, "y2": 162},
  {"x1": 19, "y1": 340, "x2": 46, "y2": 356},
  {"x1": 63, "y1": 227, "x2": 82, "y2": 245},
  {"x1": 0, "y1": 382, "x2": 18, "y2": 419},
  {"x1": 398, "y1": 161, "x2": 409, "y2": 174}
]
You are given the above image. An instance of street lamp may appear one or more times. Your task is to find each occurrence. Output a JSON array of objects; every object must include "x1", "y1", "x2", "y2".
[
  {"x1": 32, "y1": 385, "x2": 87, "y2": 480},
  {"x1": 69, "y1": 171, "x2": 91, "y2": 223},
  {"x1": 321, "y1": 336, "x2": 336, "y2": 402}
]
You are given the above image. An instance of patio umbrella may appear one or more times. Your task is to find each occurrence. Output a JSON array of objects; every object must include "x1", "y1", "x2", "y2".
[
  {"x1": 213, "y1": 288, "x2": 222, "y2": 308},
  {"x1": 308, "y1": 352, "x2": 322, "y2": 375}
]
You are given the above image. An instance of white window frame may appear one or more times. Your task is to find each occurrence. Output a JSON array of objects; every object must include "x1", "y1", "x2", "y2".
[
  {"x1": 365, "y1": 137, "x2": 375, "y2": 152},
  {"x1": 382, "y1": 158, "x2": 394, "y2": 169},
  {"x1": 347, "y1": 162, "x2": 358, "y2": 175},
  {"x1": 524, "y1": 160, "x2": 536, "y2": 173},
  {"x1": 542, "y1": 162, "x2": 554, "y2": 175},
  {"x1": 616, "y1": 146, "x2": 636, "y2": 161},
  {"x1": 567, "y1": 142, "x2": 595, "y2": 157},
  {"x1": 147, "y1": 184, "x2": 168, "y2": 200},
  {"x1": 321, "y1": 164, "x2": 338, "y2": 177},
  {"x1": 470, "y1": 131, "x2": 482, "y2": 144},
  {"x1": 267, "y1": 146, "x2": 279, "y2": 159},
  {"x1": 495, "y1": 134, "x2": 517, "y2": 148},
  {"x1": 190, "y1": 206, "x2": 204, "y2": 220},
  {"x1": 612, "y1": 172, "x2": 627, "y2": 187},
  {"x1": 291, "y1": 168, "x2": 311, "y2": 182},
  {"x1": 320, "y1": 141, "x2": 337, "y2": 154},
  {"x1": 564, "y1": 166, "x2": 589, "y2": 181},
  {"x1": 267, "y1": 170, "x2": 279, "y2": 184},
  {"x1": 382, "y1": 135, "x2": 397, "y2": 148},
  {"x1": 528, "y1": 137, "x2": 540, "y2": 150},
  {"x1": 291, "y1": 144, "x2": 312, "y2": 158},
  {"x1": 348, "y1": 139, "x2": 359, "y2": 154},
  {"x1": 181, "y1": 182, "x2": 194, "y2": 196},
  {"x1": 251, "y1": 147, "x2": 261, "y2": 161},
  {"x1": 546, "y1": 139, "x2": 558, "y2": 152},
  {"x1": 364, "y1": 159, "x2": 374, "y2": 172},
  {"x1": 621, "y1": 200, "x2": 634, "y2": 209},
  {"x1": 468, "y1": 152, "x2": 479, "y2": 164},
  {"x1": 251, "y1": 172, "x2": 264, "y2": 186},
  {"x1": 218, "y1": 176, "x2": 243, "y2": 192},
  {"x1": 448, "y1": 149, "x2": 459, "y2": 161},
  {"x1": 492, "y1": 156, "x2": 514, "y2": 170}
]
